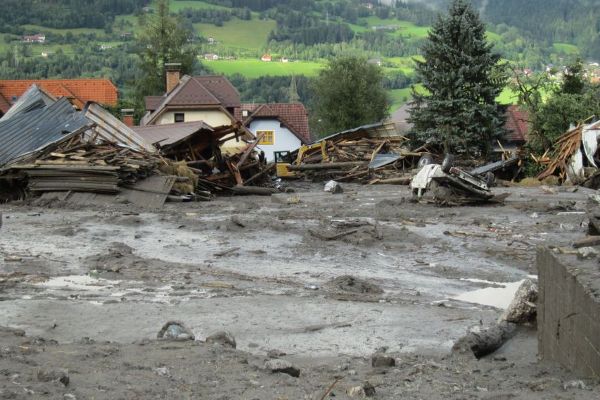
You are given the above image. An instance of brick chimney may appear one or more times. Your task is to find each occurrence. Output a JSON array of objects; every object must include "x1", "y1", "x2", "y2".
[
  {"x1": 121, "y1": 108, "x2": 134, "y2": 127},
  {"x1": 165, "y1": 62, "x2": 182, "y2": 93}
]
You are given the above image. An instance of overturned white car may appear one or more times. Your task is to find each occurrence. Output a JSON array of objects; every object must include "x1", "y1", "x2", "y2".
[{"x1": 411, "y1": 155, "x2": 495, "y2": 202}]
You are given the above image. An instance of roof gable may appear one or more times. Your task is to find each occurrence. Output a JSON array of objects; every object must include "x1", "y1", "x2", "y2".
[
  {"x1": 142, "y1": 75, "x2": 241, "y2": 126},
  {"x1": 243, "y1": 103, "x2": 311, "y2": 143},
  {"x1": 170, "y1": 77, "x2": 221, "y2": 106},
  {"x1": 191, "y1": 76, "x2": 240, "y2": 108}
]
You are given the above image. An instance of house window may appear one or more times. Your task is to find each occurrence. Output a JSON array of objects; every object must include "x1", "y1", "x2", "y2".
[
  {"x1": 174, "y1": 113, "x2": 185, "y2": 123},
  {"x1": 257, "y1": 130, "x2": 274, "y2": 145}
]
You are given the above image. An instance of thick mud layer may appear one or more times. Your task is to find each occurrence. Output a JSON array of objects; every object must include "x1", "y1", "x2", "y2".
[{"x1": 1, "y1": 184, "x2": 598, "y2": 398}]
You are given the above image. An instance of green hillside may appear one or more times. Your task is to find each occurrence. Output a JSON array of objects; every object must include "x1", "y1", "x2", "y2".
[{"x1": 0, "y1": 0, "x2": 595, "y2": 111}]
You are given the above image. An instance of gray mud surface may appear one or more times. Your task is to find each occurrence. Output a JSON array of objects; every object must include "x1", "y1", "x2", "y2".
[{"x1": 1, "y1": 184, "x2": 599, "y2": 398}]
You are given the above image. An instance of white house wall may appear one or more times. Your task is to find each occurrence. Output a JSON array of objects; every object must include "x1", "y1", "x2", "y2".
[
  {"x1": 249, "y1": 119, "x2": 302, "y2": 162},
  {"x1": 157, "y1": 110, "x2": 232, "y2": 127}
]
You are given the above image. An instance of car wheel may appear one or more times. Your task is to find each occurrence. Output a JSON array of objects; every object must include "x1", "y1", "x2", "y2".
[{"x1": 441, "y1": 154, "x2": 455, "y2": 173}]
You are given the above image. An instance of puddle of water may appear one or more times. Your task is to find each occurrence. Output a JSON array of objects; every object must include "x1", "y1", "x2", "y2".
[
  {"x1": 452, "y1": 279, "x2": 525, "y2": 309},
  {"x1": 36, "y1": 275, "x2": 120, "y2": 291}
]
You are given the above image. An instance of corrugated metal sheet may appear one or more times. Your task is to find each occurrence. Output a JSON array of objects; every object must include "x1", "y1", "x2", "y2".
[
  {"x1": 0, "y1": 84, "x2": 55, "y2": 122},
  {"x1": 0, "y1": 98, "x2": 90, "y2": 167},
  {"x1": 84, "y1": 102, "x2": 157, "y2": 153},
  {"x1": 132, "y1": 120, "x2": 213, "y2": 146}
]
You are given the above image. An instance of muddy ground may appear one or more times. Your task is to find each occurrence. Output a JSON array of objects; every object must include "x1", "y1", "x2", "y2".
[{"x1": 1, "y1": 183, "x2": 599, "y2": 399}]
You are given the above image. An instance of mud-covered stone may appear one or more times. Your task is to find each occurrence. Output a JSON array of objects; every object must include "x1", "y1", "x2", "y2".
[
  {"x1": 264, "y1": 359, "x2": 300, "y2": 377},
  {"x1": 205, "y1": 331, "x2": 236, "y2": 348}
]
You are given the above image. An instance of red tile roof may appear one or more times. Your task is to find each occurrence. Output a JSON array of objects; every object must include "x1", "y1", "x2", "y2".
[
  {"x1": 0, "y1": 93, "x2": 10, "y2": 115},
  {"x1": 504, "y1": 105, "x2": 529, "y2": 143},
  {"x1": 0, "y1": 79, "x2": 118, "y2": 110},
  {"x1": 237, "y1": 103, "x2": 311, "y2": 143}
]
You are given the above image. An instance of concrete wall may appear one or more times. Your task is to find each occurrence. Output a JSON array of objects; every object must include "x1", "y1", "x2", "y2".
[
  {"x1": 537, "y1": 247, "x2": 600, "y2": 378},
  {"x1": 157, "y1": 110, "x2": 232, "y2": 127},
  {"x1": 249, "y1": 119, "x2": 302, "y2": 162}
]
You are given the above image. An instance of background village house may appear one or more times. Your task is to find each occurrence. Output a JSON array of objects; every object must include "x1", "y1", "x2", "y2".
[
  {"x1": 0, "y1": 78, "x2": 118, "y2": 118},
  {"x1": 142, "y1": 64, "x2": 310, "y2": 156},
  {"x1": 235, "y1": 103, "x2": 311, "y2": 162}
]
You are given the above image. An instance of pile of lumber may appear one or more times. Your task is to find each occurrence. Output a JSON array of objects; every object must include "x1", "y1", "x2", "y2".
[
  {"x1": 537, "y1": 124, "x2": 583, "y2": 181},
  {"x1": 291, "y1": 137, "x2": 427, "y2": 184},
  {"x1": 12, "y1": 135, "x2": 163, "y2": 194}
]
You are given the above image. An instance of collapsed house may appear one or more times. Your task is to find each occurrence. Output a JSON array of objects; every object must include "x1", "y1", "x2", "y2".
[
  {"x1": 0, "y1": 85, "x2": 275, "y2": 206},
  {"x1": 281, "y1": 122, "x2": 428, "y2": 184}
]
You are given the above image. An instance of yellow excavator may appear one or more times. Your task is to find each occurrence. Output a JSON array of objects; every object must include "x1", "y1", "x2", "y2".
[{"x1": 274, "y1": 141, "x2": 329, "y2": 178}]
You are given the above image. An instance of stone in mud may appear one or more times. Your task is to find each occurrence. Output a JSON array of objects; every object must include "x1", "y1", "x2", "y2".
[
  {"x1": 157, "y1": 321, "x2": 195, "y2": 341},
  {"x1": 205, "y1": 331, "x2": 236, "y2": 348},
  {"x1": 329, "y1": 275, "x2": 383, "y2": 294},
  {"x1": 500, "y1": 279, "x2": 538, "y2": 324},
  {"x1": 348, "y1": 381, "x2": 376, "y2": 397},
  {"x1": 264, "y1": 359, "x2": 300, "y2": 377},
  {"x1": 37, "y1": 369, "x2": 69, "y2": 386},
  {"x1": 267, "y1": 349, "x2": 287, "y2": 358},
  {"x1": 371, "y1": 353, "x2": 395, "y2": 368}
]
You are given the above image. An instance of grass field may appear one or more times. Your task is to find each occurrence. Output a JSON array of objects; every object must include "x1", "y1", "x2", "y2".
[
  {"x1": 194, "y1": 18, "x2": 276, "y2": 50},
  {"x1": 206, "y1": 58, "x2": 323, "y2": 78},
  {"x1": 169, "y1": 0, "x2": 230, "y2": 11},
  {"x1": 553, "y1": 42, "x2": 579, "y2": 54},
  {"x1": 362, "y1": 16, "x2": 430, "y2": 39},
  {"x1": 21, "y1": 24, "x2": 104, "y2": 36}
]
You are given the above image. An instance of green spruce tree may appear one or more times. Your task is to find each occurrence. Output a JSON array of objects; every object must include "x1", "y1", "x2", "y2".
[
  {"x1": 135, "y1": 0, "x2": 197, "y2": 98},
  {"x1": 408, "y1": 0, "x2": 506, "y2": 157}
]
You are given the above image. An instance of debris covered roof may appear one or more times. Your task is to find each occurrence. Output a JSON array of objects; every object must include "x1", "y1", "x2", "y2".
[{"x1": 0, "y1": 97, "x2": 90, "y2": 166}]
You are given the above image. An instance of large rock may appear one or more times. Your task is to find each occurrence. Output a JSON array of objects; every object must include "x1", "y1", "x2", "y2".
[
  {"x1": 205, "y1": 331, "x2": 236, "y2": 348},
  {"x1": 264, "y1": 359, "x2": 300, "y2": 377},
  {"x1": 500, "y1": 279, "x2": 538, "y2": 324}
]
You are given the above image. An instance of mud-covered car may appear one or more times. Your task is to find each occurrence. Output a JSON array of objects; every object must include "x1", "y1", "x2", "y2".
[{"x1": 411, "y1": 155, "x2": 494, "y2": 202}]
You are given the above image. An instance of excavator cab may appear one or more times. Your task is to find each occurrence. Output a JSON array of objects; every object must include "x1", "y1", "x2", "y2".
[{"x1": 274, "y1": 151, "x2": 296, "y2": 178}]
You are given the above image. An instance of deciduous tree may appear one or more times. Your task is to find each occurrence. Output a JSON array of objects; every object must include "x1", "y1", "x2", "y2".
[{"x1": 311, "y1": 56, "x2": 388, "y2": 136}]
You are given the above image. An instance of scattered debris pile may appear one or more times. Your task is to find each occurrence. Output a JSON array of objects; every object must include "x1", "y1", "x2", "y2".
[
  {"x1": 537, "y1": 119, "x2": 600, "y2": 186},
  {"x1": 289, "y1": 122, "x2": 428, "y2": 184},
  {"x1": 133, "y1": 122, "x2": 276, "y2": 196},
  {"x1": 0, "y1": 84, "x2": 279, "y2": 205},
  {"x1": 12, "y1": 135, "x2": 162, "y2": 194}
]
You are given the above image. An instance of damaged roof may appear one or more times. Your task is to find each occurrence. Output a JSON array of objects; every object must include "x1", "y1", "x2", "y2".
[
  {"x1": 132, "y1": 120, "x2": 214, "y2": 146},
  {"x1": 0, "y1": 97, "x2": 90, "y2": 167}
]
